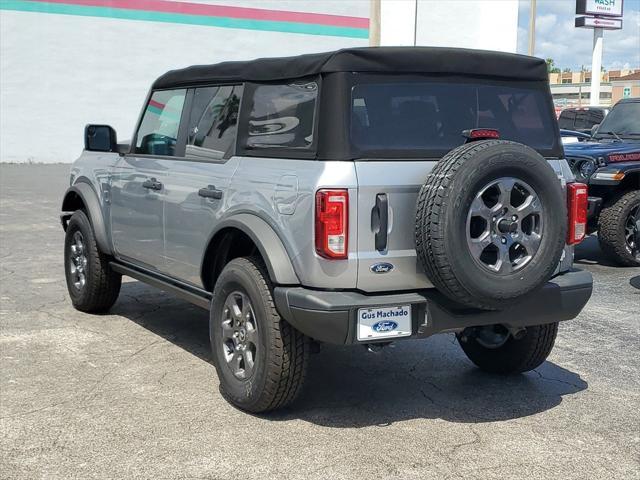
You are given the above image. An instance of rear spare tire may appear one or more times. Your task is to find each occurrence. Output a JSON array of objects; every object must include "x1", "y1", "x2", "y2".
[{"x1": 415, "y1": 140, "x2": 566, "y2": 310}]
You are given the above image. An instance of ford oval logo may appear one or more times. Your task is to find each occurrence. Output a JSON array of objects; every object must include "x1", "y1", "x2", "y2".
[
  {"x1": 372, "y1": 321, "x2": 398, "y2": 332},
  {"x1": 370, "y1": 262, "x2": 394, "y2": 274}
]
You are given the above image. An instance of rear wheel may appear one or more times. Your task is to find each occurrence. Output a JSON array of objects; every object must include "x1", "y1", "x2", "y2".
[
  {"x1": 457, "y1": 323, "x2": 558, "y2": 374},
  {"x1": 597, "y1": 190, "x2": 640, "y2": 266},
  {"x1": 210, "y1": 257, "x2": 309, "y2": 413},
  {"x1": 64, "y1": 210, "x2": 121, "y2": 312}
]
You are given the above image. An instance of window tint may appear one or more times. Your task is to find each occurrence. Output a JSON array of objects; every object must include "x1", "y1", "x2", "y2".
[
  {"x1": 558, "y1": 110, "x2": 577, "y2": 129},
  {"x1": 245, "y1": 81, "x2": 317, "y2": 149},
  {"x1": 135, "y1": 89, "x2": 186, "y2": 156},
  {"x1": 186, "y1": 85, "x2": 241, "y2": 160},
  {"x1": 596, "y1": 102, "x2": 640, "y2": 137},
  {"x1": 351, "y1": 81, "x2": 557, "y2": 155}
]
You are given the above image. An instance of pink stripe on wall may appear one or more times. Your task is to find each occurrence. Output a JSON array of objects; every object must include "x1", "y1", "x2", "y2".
[
  {"x1": 148, "y1": 99, "x2": 165, "y2": 109},
  {"x1": 35, "y1": 0, "x2": 369, "y2": 28}
]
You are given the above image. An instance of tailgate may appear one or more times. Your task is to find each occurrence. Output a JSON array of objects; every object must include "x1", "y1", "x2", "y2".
[{"x1": 355, "y1": 160, "x2": 437, "y2": 292}]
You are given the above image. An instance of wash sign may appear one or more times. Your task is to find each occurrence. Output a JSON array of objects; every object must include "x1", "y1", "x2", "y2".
[{"x1": 576, "y1": 0, "x2": 624, "y2": 17}]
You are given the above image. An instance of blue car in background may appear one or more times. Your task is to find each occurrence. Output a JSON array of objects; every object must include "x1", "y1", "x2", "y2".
[{"x1": 564, "y1": 98, "x2": 640, "y2": 266}]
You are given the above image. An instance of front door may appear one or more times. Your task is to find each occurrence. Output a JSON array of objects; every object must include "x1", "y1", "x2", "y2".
[
  {"x1": 161, "y1": 85, "x2": 242, "y2": 286},
  {"x1": 110, "y1": 88, "x2": 187, "y2": 270}
]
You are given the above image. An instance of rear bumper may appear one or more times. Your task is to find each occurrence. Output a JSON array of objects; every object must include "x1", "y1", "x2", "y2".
[{"x1": 274, "y1": 269, "x2": 593, "y2": 345}]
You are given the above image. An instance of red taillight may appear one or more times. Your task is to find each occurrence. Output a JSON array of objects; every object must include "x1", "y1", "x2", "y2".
[
  {"x1": 567, "y1": 183, "x2": 588, "y2": 245},
  {"x1": 462, "y1": 128, "x2": 501, "y2": 140},
  {"x1": 315, "y1": 189, "x2": 348, "y2": 259}
]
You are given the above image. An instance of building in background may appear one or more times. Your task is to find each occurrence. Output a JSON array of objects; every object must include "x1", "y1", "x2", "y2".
[
  {"x1": 611, "y1": 72, "x2": 640, "y2": 104},
  {"x1": 549, "y1": 68, "x2": 639, "y2": 108},
  {"x1": 1, "y1": 0, "x2": 521, "y2": 163}
]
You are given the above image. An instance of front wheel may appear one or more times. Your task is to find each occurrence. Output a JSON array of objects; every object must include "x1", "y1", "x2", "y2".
[
  {"x1": 64, "y1": 210, "x2": 121, "y2": 312},
  {"x1": 457, "y1": 323, "x2": 558, "y2": 374},
  {"x1": 210, "y1": 257, "x2": 309, "y2": 413},
  {"x1": 597, "y1": 190, "x2": 640, "y2": 266}
]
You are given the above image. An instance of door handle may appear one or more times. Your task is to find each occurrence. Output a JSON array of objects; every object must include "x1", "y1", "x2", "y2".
[
  {"x1": 142, "y1": 177, "x2": 162, "y2": 191},
  {"x1": 372, "y1": 193, "x2": 389, "y2": 252},
  {"x1": 198, "y1": 185, "x2": 223, "y2": 200}
]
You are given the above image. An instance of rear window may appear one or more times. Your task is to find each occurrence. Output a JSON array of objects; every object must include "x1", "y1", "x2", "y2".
[
  {"x1": 559, "y1": 109, "x2": 604, "y2": 130},
  {"x1": 351, "y1": 80, "x2": 557, "y2": 156},
  {"x1": 558, "y1": 110, "x2": 577, "y2": 130}
]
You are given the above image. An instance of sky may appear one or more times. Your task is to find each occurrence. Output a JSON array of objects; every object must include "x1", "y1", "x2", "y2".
[{"x1": 516, "y1": 0, "x2": 640, "y2": 71}]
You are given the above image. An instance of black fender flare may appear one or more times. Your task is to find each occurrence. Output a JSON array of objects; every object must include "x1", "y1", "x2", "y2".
[
  {"x1": 61, "y1": 182, "x2": 112, "y2": 255},
  {"x1": 203, "y1": 214, "x2": 300, "y2": 286}
]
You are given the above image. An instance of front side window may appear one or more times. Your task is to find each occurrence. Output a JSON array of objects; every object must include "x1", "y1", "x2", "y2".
[
  {"x1": 351, "y1": 80, "x2": 558, "y2": 156},
  {"x1": 245, "y1": 81, "x2": 318, "y2": 150},
  {"x1": 186, "y1": 85, "x2": 241, "y2": 160},
  {"x1": 135, "y1": 89, "x2": 186, "y2": 156}
]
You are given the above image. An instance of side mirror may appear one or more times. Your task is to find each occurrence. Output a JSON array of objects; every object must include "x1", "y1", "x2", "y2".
[
  {"x1": 84, "y1": 124, "x2": 117, "y2": 152},
  {"x1": 591, "y1": 124, "x2": 600, "y2": 137}
]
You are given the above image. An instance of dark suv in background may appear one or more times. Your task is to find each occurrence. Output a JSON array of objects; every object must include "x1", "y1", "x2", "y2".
[
  {"x1": 564, "y1": 98, "x2": 640, "y2": 266},
  {"x1": 558, "y1": 106, "x2": 609, "y2": 134}
]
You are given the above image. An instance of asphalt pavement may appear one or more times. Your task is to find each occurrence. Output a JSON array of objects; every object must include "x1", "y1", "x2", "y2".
[{"x1": 1, "y1": 164, "x2": 639, "y2": 480}]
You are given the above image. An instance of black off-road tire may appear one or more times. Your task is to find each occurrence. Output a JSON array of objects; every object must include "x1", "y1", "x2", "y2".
[
  {"x1": 210, "y1": 257, "x2": 309, "y2": 413},
  {"x1": 415, "y1": 140, "x2": 567, "y2": 310},
  {"x1": 64, "y1": 210, "x2": 121, "y2": 313},
  {"x1": 457, "y1": 322, "x2": 558, "y2": 374},
  {"x1": 597, "y1": 190, "x2": 640, "y2": 267}
]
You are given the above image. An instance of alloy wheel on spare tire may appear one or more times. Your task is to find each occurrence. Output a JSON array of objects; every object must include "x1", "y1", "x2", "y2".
[{"x1": 415, "y1": 140, "x2": 567, "y2": 310}]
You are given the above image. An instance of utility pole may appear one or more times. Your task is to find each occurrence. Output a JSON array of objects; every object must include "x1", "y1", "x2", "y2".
[
  {"x1": 591, "y1": 27, "x2": 603, "y2": 106},
  {"x1": 369, "y1": 0, "x2": 381, "y2": 46},
  {"x1": 528, "y1": 0, "x2": 537, "y2": 56}
]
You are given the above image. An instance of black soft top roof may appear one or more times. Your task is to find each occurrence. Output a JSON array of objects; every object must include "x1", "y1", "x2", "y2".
[{"x1": 153, "y1": 47, "x2": 548, "y2": 89}]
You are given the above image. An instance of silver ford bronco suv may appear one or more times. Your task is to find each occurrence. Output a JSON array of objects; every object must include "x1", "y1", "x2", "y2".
[{"x1": 61, "y1": 47, "x2": 593, "y2": 412}]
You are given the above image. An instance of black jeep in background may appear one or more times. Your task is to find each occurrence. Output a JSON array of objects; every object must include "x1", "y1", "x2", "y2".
[{"x1": 564, "y1": 98, "x2": 640, "y2": 266}]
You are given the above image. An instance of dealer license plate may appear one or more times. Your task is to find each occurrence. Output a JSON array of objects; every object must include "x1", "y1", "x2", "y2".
[{"x1": 357, "y1": 305, "x2": 412, "y2": 341}]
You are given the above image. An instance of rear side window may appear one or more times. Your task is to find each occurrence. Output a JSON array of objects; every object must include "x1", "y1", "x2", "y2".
[
  {"x1": 186, "y1": 85, "x2": 241, "y2": 160},
  {"x1": 244, "y1": 81, "x2": 318, "y2": 150},
  {"x1": 351, "y1": 81, "x2": 557, "y2": 156},
  {"x1": 135, "y1": 89, "x2": 187, "y2": 156}
]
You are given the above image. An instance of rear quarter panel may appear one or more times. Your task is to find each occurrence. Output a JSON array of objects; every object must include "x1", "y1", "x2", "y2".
[{"x1": 228, "y1": 157, "x2": 358, "y2": 289}]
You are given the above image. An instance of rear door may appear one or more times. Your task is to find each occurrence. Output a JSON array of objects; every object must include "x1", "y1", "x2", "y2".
[
  {"x1": 161, "y1": 85, "x2": 242, "y2": 286},
  {"x1": 350, "y1": 77, "x2": 562, "y2": 292}
]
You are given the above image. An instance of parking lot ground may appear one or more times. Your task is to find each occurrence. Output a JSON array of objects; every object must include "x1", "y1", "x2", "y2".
[{"x1": 1, "y1": 164, "x2": 639, "y2": 480}]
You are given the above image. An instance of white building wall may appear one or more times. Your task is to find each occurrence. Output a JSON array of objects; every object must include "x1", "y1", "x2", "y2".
[
  {"x1": 379, "y1": 0, "x2": 519, "y2": 52},
  {"x1": 0, "y1": 1, "x2": 369, "y2": 163}
]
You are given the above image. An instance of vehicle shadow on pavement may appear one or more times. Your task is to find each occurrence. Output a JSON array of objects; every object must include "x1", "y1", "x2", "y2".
[
  {"x1": 113, "y1": 281, "x2": 588, "y2": 427},
  {"x1": 574, "y1": 235, "x2": 619, "y2": 267}
]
